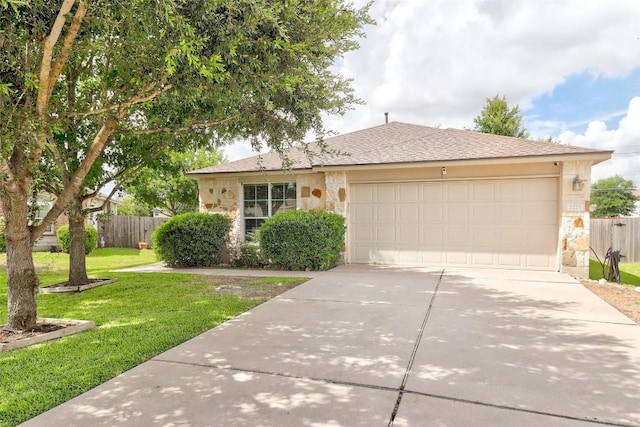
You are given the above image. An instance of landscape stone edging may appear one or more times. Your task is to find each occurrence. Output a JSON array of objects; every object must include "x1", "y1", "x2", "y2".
[
  {"x1": 39, "y1": 278, "x2": 118, "y2": 294},
  {"x1": 0, "y1": 319, "x2": 96, "y2": 352}
]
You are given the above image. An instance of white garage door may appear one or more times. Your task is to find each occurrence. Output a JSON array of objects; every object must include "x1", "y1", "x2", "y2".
[{"x1": 349, "y1": 178, "x2": 558, "y2": 270}]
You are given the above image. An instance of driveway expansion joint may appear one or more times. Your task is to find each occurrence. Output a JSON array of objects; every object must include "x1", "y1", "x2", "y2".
[
  {"x1": 151, "y1": 358, "x2": 400, "y2": 394},
  {"x1": 388, "y1": 268, "x2": 445, "y2": 426},
  {"x1": 280, "y1": 296, "x2": 428, "y2": 307},
  {"x1": 402, "y1": 390, "x2": 638, "y2": 427}
]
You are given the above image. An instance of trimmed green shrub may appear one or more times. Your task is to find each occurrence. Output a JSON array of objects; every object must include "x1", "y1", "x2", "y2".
[
  {"x1": 152, "y1": 212, "x2": 232, "y2": 267},
  {"x1": 0, "y1": 217, "x2": 5, "y2": 253},
  {"x1": 260, "y1": 210, "x2": 345, "y2": 270},
  {"x1": 56, "y1": 224, "x2": 99, "y2": 254},
  {"x1": 232, "y1": 243, "x2": 268, "y2": 268}
]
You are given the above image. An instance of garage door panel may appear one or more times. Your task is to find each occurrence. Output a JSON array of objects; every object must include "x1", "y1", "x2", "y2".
[
  {"x1": 446, "y1": 205, "x2": 468, "y2": 222},
  {"x1": 423, "y1": 227, "x2": 443, "y2": 245},
  {"x1": 399, "y1": 184, "x2": 420, "y2": 202},
  {"x1": 352, "y1": 185, "x2": 374, "y2": 203},
  {"x1": 399, "y1": 225, "x2": 420, "y2": 244},
  {"x1": 526, "y1": 253, "x2": 554, "y2": 268},
  {"x1": 353, "y1": 225, "x2": 374, "y2": 242},
  {"x1": 446, "y1": 227, "x2": 469, "y2": 246},
  {"x1": 352, "y1": 205, "x2": 374, "y2": 222},
  {"x1": 423, "y1": 205, "x2": 443, "y2": 222},
  {"x1": 496, "y1": 227, "x2": 523, "y2": 247},
  {"x1": 376, "y1": 205, "x2": 396, "y2": 222},
  {"x1": 445, "y1": 250, "x2": 468, "y2": 265},
  {"x1": 499, "y1": 182, "x2": 524, "y2": 200},
  {"x1": 376, "y1": 185, "x2": 396, "y2": 202},
  {"x1": 422, "y1": 183, "x2": 443, "y2": 201},
  {"x1": 471, "y1": 182, "x2": 496, "y2": 200},
  {"x1": 376, "y1": 225, "x2": 396, "y2": 243},
  {"x1": 472, "y1": 227, "x2": 495, "y2": 245},
  {"x1": 399, "y1": 204, "x2": 420, "y2": 222},
  {"x1": 498, "y1": 253, "x2": 523, "y2": 267},
  {"x1": 471, "y1": 251, "x2": 495, "y2": 266},
  {"x1": 528, "y1": 180, "x2": 557, "y2": 200},
  {"x1": 524, "y1": 225, "x2": 558, "y2": 249},
  {"x1": 349, "y1": 178, "x2": 558, "y2": 270},
  {"x1": 447, "y1": 183, "x2": 469, "y2": 201},
  {"x1": 497, "y1": 204, "x2": 523, "y2": 222},
  {"x1": 471, "y1": 204, "x2": 495, "y2": 223},
  {"x1": 523, "y1": 201, "x2": 556, "y2": 223}
]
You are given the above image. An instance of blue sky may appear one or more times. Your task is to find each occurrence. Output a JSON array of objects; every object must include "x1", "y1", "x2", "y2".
[
  {"x1": 527, "y1": 69, "x2": 640, "y2": 136},
  {"x1": 225, "y1": 0, "x2": 640, "y2": 186}
]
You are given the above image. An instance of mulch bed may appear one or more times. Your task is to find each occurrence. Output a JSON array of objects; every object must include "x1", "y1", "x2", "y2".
[{"x1": 1, "y1": 320, "x2": 78, "y2": 344}]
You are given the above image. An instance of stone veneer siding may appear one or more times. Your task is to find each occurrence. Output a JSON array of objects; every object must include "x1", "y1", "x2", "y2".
[
  {"x1": 324, "y1": 171, "x2": 348, "y2": 217},
  {"x1": 559, "y1": 160, "x2": 592, "y2": 278},
  {"x1": 297, "y1": 174, "x2": 326, "y2": 211},
  {"x1": 198, "y1": 177, "x2": 241, "y2": 246}
]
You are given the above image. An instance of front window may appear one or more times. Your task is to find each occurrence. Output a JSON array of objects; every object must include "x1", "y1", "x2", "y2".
[{"x1": 244, "y1": 182, "x2": 296, "y2": 237}]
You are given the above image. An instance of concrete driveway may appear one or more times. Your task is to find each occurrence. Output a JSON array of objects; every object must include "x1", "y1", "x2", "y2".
[{"x1": 21, "y1": 265, "x2": 640, "y2": 426}]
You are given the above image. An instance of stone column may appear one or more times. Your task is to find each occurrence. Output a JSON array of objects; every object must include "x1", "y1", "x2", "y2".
[
  {"x1": 324, "y1": 171, "x2": 348, "y2": 217},
  {"x1": 197, "y1": 177, "x2": 241, "y2": 247},
  {"x1": 559, "y1": 161, "x2": 593, "y2": 278}
]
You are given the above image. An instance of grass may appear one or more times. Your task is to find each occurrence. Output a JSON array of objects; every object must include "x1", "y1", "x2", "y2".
[
  {"x1": 589, "y1": 258, "x2": 640, "y2": 286},
  {"x1": 0, "y1": 248, "x2": 306, "y2": 427}
]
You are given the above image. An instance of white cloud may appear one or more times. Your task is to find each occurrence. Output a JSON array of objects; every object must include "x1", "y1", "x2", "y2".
[
  {"x1": 559, "y1": 97, "x2": 640, "y2": 186},
  {"x1": 324, "y1": 0, "x2": 640, "y2": 133}
]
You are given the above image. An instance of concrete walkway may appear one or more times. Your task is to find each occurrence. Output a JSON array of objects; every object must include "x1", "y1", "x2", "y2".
[{"x1": 21, "y1": 265, "x2": 640, "y2": 426}]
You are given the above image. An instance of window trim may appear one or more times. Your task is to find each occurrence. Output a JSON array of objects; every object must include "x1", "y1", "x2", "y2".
[{"x1": 243, "y1": 182, "x2": 296, "y2": 238}]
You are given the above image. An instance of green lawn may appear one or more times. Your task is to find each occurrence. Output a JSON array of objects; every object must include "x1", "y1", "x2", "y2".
[
  {"x1": 0, "y1": 248, "x2": 305, "y2": 427},
  {"x1": 589, "y1": 258, "x2": 640, "y2": 286}
]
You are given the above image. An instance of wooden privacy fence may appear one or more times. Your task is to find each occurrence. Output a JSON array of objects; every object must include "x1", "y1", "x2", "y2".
[
  {"x1": 98, "y1": 216, "x2": 167, "y2": 248},
  {"x1": 590, "y1": 218, "x2": 640, "y2": 263}
]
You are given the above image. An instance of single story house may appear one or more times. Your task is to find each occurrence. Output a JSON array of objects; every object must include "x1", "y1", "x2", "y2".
[{"x1": 188, "y1": 122, "x2": 612, "y2": 277}]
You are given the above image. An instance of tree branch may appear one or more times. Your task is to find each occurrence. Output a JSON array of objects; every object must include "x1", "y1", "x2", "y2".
[
  {"x1": 36, "y1": 0, "x2": 75, "y2": 117},
  {"x1": 124, "y1": 115, "x2": 238, "y2": 135},
  {"x1": 68, "y1": 83, "x2": 171, "y2": 118},
  {"x1": 47, "y1": 1, "x2": 87, "y2": 99},
  {"x1": 31, "y1": 117, "x2": 117, "y2": 240}
]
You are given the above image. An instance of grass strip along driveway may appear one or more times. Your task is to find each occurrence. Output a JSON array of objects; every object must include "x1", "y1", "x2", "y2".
[{"x1": 0, "y1": 249, "x2": 306, "y2": 427}]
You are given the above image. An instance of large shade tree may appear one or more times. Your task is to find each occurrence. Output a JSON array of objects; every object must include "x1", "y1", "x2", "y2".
[
  {"x1": 473, "y1": 95, "x2": 530, "y2": 138},
  {"x1": 0, "y1": 0, "x2": 372, "y2": 330},
  {"x1": 590, "y1": 175, "x2": 638, "y2": 218}
]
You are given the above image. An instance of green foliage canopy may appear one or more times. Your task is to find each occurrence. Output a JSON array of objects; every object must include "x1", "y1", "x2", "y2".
[
  {"x1": 116, "y1": 198, "x2": 153, "y2": 217},
  {"x1": 473, "y1": 95, "x2": 530, "y2": 138},
  {"x1": 590, "y1": 175, "x2": 638, "y2": 217},
  {"x1": 124, "y1": 149, "x2": 223, "y2": 217}
]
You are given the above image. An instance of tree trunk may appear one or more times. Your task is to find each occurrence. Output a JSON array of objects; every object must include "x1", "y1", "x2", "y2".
[
  {"x1": 67, "y1": 196, "x2": 89, "y2": 286},
  {"x1": 1, "y1": 191, "x2": 39, "y2": 331}
]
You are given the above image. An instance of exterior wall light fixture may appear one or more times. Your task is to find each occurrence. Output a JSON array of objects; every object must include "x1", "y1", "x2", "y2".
[{"x1": 572, "y1": 175, "x2": 583, "y2": 191}]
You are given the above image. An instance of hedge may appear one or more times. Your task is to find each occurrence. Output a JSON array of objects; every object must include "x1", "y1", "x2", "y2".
[
  {"x1": 260, "y1": 210, "x2": 345, "y2": 270},
  {"x1": 56, "y1": 224, "x2": 99, "y2": 254},
  {"x1": 152, "y1": 212, "x2": 231, "y2": 267}
]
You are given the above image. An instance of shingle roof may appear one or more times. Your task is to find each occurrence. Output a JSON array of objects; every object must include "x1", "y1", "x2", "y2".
[{"x1": 190, "y1": 122, "x2": 612, "y2": 175}]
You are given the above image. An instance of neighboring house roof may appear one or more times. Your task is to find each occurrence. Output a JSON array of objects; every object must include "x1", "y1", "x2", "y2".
[{"x1": 188, "y1": 122, "x2": 612, "y2": 175}]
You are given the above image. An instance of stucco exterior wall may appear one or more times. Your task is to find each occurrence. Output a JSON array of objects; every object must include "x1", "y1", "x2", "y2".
[{"x1": 559, "y1": 160, "x2": 593, "y2": 278}]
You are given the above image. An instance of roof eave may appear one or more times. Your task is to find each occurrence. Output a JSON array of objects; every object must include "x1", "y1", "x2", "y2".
[{"x1": 310, "y1": 152, "x2": 614, "y2": 172}]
